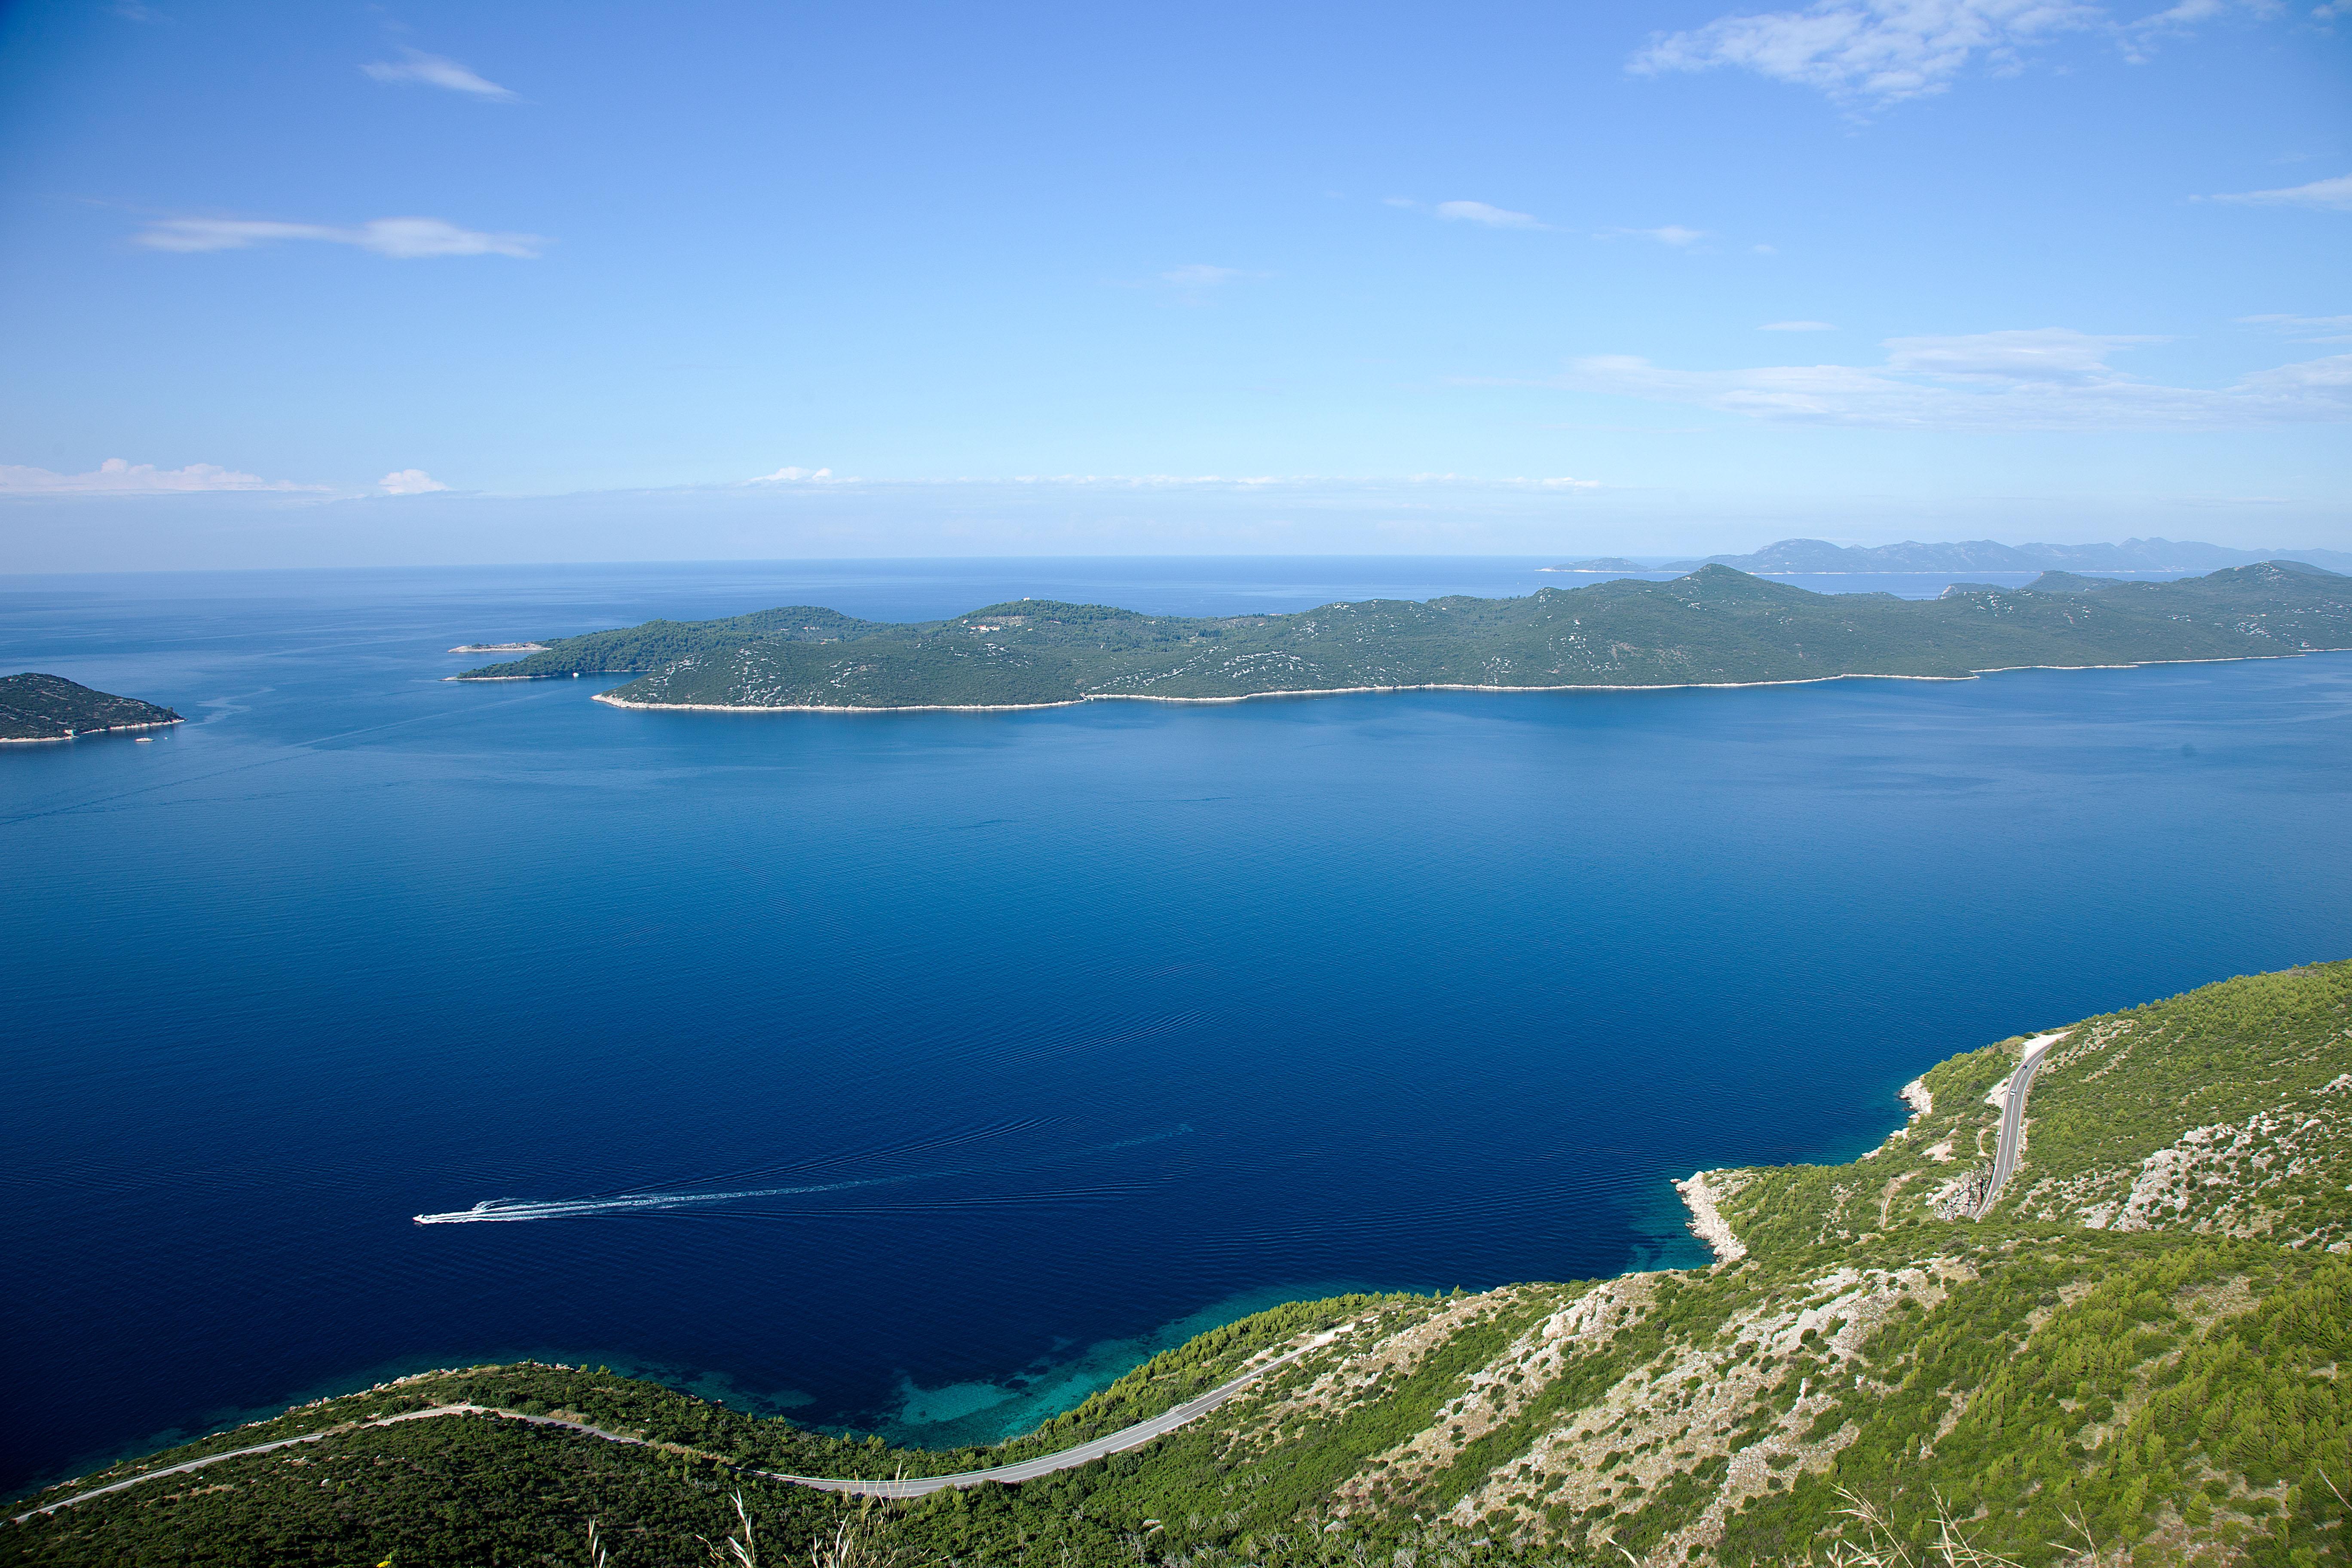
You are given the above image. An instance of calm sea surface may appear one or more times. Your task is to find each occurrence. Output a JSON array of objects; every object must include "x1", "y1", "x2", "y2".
[{"x1": 3, "y1": 557, "x2": 2347, "y2": 1498}]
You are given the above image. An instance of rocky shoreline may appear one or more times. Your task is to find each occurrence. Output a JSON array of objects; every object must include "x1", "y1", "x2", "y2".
[{"x1": 1671, "y1": 1170, "x2": 1748, "y2": 1263}]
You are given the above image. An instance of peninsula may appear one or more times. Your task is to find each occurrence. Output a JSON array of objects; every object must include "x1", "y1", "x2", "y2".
[
  {"x1": 447, "y1": 561, "x2": 2352, "y2": 712},
  {"x1": 0, "y1": 672, "x2": 183, "y2": 743}
]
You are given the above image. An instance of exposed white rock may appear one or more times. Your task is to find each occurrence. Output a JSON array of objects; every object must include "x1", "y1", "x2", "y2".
[{"x1": 1673, "y1": 1171, "x2": 1748, "y2": 1264}]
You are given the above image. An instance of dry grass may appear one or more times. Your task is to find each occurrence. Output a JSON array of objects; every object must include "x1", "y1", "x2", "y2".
[{"x1": 1813, "y1": 1489, "x2": 2128, "y2": 1568}]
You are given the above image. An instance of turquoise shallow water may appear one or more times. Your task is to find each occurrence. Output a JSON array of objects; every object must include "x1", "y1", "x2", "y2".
[{"x1": 2, "y1": 557, "x2": 2347, "y2": 1498}]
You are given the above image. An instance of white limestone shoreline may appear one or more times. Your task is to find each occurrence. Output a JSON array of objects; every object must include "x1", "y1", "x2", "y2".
[
  {"x1": 445, "y1": 673, "x2": 591, "y2": 683},
  {"x1": 1672, "y1": 1171, "x2": 1749, "y2": 1264},
  {"x1": 572, "y1": 649, "x2": 2316, "y2": 714},
  {"x1": 592, "y1": 690, "x2": 1088, "y2": 713},
  {"x1": 0, "y1": 716, "x2": 184, "y2": 745}
]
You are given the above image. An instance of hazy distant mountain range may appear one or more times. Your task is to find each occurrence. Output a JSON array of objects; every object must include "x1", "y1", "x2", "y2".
[{"x1": 1548, "y1": 536, "x2": 2352, "y2": 574}]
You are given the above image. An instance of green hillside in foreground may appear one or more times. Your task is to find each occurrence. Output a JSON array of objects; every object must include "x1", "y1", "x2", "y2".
[
  {"x1": 9, "y1": 963, "x2": 2349, "y2": 1567},
  {"x1": 0, "y1": 672, "x2": 182, "y2": 742},
  {"x1": 445, "y1": 562, "x2": 2352, "y2": 710}
]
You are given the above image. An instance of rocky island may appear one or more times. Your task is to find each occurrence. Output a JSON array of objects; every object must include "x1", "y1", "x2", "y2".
[
  {"x1": 446, "y1": 561, "x2": 2352, "y2": 713},
  {"x1": 10, "y1": 959, "x2": 2346, "y2": 1565},
  {"x1": 0, "y1": 672, "x2": 183, "y2": 743}
]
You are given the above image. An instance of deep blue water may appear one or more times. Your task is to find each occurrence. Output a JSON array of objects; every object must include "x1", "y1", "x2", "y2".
[{"x1": 3, "y1": 557, "x2": 2347, "y2": 1500}]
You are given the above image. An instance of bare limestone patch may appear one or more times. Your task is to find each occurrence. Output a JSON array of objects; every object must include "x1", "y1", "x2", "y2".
[{"x1": 1672, "y1": 1171, "x2": 1749, "y2": 1263}]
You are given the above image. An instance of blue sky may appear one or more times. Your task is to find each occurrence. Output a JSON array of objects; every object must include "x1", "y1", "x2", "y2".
[{"x1": 1, "y1": 0, "x2": 2346, "y2": 567}]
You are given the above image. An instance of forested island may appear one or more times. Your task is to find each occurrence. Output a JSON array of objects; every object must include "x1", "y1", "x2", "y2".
[
  {"x1": 447, "y1": 561, "x2": 2352, "y2": 712},
  {"x1": 11, "y1": 959, "x2": 2346, "y2": 1565},
  {"x1": 0, "y1": 673, "x2": 183, "y2": 743}
]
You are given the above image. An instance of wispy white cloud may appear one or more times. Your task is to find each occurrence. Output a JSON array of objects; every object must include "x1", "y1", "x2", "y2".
[
  {"x1": 1630, "y1": 0, "x2": 2104, "y2": 105},
  {"x1": 0, "y1": 458, "x2": 325, "y2": 494},
  {"x1": 1162, "y1": 264, "x2": 1249, "y2": 288},
  {"x1": 361, "y1": 48, "x2": 518, "y2": 101},
  {"x1": 1435, "y1": 200, "x2": 1544, "y2": 228},
  {"x1": 1547, "y1": 328, "x2": 2352, "y2": 429},
  {"x1": 1400, "y1": 473, "x2": 1602, "y2": 488},
  {"x1": 747, "y1": 466, "x2": 838, "y2": 483},
  {"x1": 134, "y1": 215, "x2": 545, "y2": 258},
  {"x1": 1882, "y1": 326, "x2": 2163, "y2": 380},
  {"x1": 776, "y1": 472, "x2": 1606, "y2": 493},
  {"x1": 1602, "y1": 224, "x2": 1709, "y2": 246},
  {"x1": 2199, "y1": 173, "x2": 2352, "y2": 211},
  {"x1": 378, "y1": 469, "x2": 447, "y2": 495},
  {"x1": 1142, "y1": 263, "x2": 1271, "y2": 304},
  {"x1": 1761, "y1": 319, "x2": 1837, "y2": 330},
  {"x1": 2239, "y1": 312, "x2": 2352, "y2": 343},
  {"x1": 2116, "y1": 0, "x2": 2252, "y2": 61}
]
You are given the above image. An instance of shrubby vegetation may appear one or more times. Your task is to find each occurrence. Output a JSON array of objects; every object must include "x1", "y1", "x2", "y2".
[
  {"x1": 0, "y1": 672, "x2": 180, "y2": 741},
  {"x1": 448, "y1": 563, "x2": 2352, "y2": 709},
  {"x1": 9, "y1": 963, "x2": 2348, "y2": 1566}
]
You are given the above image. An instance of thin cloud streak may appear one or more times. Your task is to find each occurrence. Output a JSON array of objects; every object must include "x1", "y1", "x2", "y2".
[
  {"x1": 0, "y1": 458, "x2": 325, "y2": 494},
  {"x1": 361, "y1": 48, "x2": 518, "y2": 101},
  {"x1": 1435, "y1": 200, "x2": 1544, "y2": 228},
  {"x1": 2199, "y1": 174, "x2": 2352, "y2": 212},
  {"x1": 1547, "y1": 328, "x2": 2352, "y2": 430},
  {"x1": 135, "y1": 216, "x2": 546, "y2": 258},
  {"x1": 738, "y1": 472, "x2": 1602, "y2": 491},
  {"x1": 1602, "y1": 225, "x2": 1709, "y2": 246},
  {"x1": 2239, "y1": 313, "x2": 2352, "y2": 344}
]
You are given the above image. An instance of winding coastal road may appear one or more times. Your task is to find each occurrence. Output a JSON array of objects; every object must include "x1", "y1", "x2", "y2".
[
  {"x1": 13, "y1": 1336, "x2": 1330, "y2": 1523},
  {"x1": 9, "y1": 1405, "x2": 489, "y2": 1524},
  {"x1": 1974, "y1": 1030, "x2": 2068, "y2": 1219},
  {"x1": 754, "y1": 1335, "x2": 1329, "y2": 1498}
]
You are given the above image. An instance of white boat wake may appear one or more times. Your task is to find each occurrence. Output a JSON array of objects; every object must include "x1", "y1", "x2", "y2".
[
  {"x1": 414, "y1": 1173, "x2": 924, "y2": 1224},
  {"x1": 413, "y1": 1124, "x2": 1192, "y2": 1224}
]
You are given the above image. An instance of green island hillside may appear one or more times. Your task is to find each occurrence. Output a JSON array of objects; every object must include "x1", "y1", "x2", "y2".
[
  {"x1": 9, "y1": 962, "x2": 2348, "y2": 1568},
  {"x1": 0, "y1": 672, "x2": 182, "y2": 742},
  {"x1": 444, "y1": 563, "x2": 2352, "y2": 712}
]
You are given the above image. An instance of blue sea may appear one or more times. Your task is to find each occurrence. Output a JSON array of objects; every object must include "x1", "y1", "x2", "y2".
[{"x1": 4, "y1": 556, "x2": 2348, "y2": 1500}]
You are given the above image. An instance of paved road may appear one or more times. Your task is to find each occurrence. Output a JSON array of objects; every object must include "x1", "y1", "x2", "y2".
[
  {"x1": 1975, "y1": 1030, "x2": 2068, "y2": 1218},
  {"x1": 10, "y1": 1405, "x2": 486, "y2": 1524},
  {"x1": 14, "y1": 1336, "x2": 1331, "y2": 1522},
  {"x1": 756, "y1": 1335, "x2": 1331, "y2": 1498}
]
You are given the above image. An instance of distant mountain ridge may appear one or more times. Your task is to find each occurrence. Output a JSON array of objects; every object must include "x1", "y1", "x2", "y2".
[{"x1": 1548, "y1": 536, "x2": 2352, "y2": 575}]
